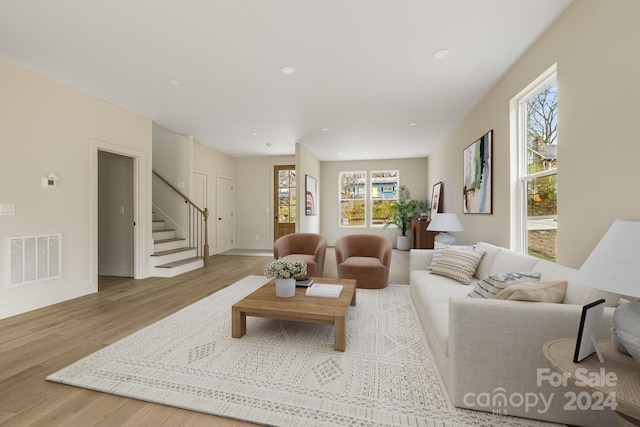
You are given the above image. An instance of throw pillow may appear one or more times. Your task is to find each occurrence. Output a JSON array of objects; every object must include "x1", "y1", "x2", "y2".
[
  {"x1": 430, "y1": 247, "x2": 485, "y2": 285},
  {"x1": 467, "y1": 271, "x2": 542, "y2": 299},
  {"x1": 428, "y1": 242, "x2": 476, "y2": 270},
  {"x1": 494, "y1": 280, "x2": 568, "y2": 303}
]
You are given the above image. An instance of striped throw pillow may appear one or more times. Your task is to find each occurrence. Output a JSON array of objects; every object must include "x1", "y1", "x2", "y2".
[
  {"x1": 467, "y1": 271, "x2": 542, "y2": 298},
  {"x1": 427, "y1": 242, "x2": 476, "y2": 270},
  {"x1": 430, "y1": 247, "x2": 485, "y2": 285}
]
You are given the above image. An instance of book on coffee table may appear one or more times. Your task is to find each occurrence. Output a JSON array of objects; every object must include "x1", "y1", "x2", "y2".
[
  {"x1": 305, "y1": 283, "x2": 343, "y2": 298},
  {"x1": 295, "y1": 278, "x2": 314, "y2": 287}
]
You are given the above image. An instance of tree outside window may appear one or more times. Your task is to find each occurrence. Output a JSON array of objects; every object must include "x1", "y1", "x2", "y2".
[
  {"x1": 339, "y1": 172, "x2": 366, "y2": 226},
  {"x1": 370, "y1": 170, "x2": 399, "y2": 226},
  {"x1": 522, "y1": 79, "x2": 557, "y2": 261}
]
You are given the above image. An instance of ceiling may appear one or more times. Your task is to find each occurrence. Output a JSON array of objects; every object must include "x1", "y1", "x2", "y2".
[{"x1": 0, "y1": 0, "x2": 571, "y2": 161}]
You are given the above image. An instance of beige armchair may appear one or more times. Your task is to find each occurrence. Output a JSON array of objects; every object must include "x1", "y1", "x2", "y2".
[
  {"x1": 273, "y1": 233, "x2": 327, "y2": 277},
  {"x1": 334, "y1": 234, "x2": 392, "y2": 289}
]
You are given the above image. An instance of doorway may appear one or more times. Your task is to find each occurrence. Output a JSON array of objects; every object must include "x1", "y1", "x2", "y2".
[
  {"x1": 273, "y1": 165, "x2": 296, "y2": 241},
  {"x1": 98, "y1": 151, "x2": 134, "y2": 278},
  {"x1": 91, "y1": 139, "x2": 146, "y2": 292}
]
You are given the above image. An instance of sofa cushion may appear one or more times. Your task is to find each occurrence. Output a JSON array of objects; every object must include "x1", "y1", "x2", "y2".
[
  {"x1": 563, "y1": 280, "x2": 620, "y2": 307},
  {"x1": 494, "y1": 280, "x2": 568, "y2": 303},
  {"x1": 473, "y1": 242, "x2": 503, "y2": 279},
  {"x1": 431, "y1": 248, "x2": 485, "y2": 285},
  {"x1": 490, "y1": 249, "x2": 539, "y2": 275},
  {"x1": 428, "y1": 242, "x2": 475, "y2": 270},
  {"x1": 467, "y1": 271, "x2": 541, "y2": 298}
]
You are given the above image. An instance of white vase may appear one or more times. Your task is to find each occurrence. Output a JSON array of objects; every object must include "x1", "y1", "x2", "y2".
[
  {"x1": 275, "y1": 278, "x2": 296, "y2": 298},
  {"x1": 397, "y1": 235, "x2": 411, "y2": 251}
]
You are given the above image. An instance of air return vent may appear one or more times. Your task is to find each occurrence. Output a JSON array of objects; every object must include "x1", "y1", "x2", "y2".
[{"x1": 6, "y1": 234, "x2": 61, "y2": 288}]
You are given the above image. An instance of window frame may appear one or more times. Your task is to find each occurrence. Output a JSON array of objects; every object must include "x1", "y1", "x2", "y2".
[
  {"x1": 369, "y1": 169, "x2": 399, "y2": 228},
  {"x1": 338, "y1": 169, "x2": 400, "y2": 228},
  {"x1": 510, "y1": 64, "x2": 558, "y2": 256},
  {"x1": 338, "y1": 171, "x2": 367, "y2": 228}
]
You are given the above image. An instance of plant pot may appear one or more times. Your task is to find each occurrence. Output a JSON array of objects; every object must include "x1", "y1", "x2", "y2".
[
  {"x1": 397, "y1": 235, "x2": 411, "y2": 251},
  {"x1": 275, "y1": 278, "x2": 296, "y2": 298}
]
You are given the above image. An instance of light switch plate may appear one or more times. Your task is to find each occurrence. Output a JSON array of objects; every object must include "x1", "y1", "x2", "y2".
[{"x1": 0, "y1": 204, "x2": 16, "y2": 216}]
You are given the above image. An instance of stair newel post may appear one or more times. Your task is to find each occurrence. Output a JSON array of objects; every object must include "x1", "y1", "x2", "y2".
[{"x1": 203, "y1": 207, "x2": 210, "y2": 266}]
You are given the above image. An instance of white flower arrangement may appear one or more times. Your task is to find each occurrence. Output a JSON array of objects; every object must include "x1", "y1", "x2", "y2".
[{"x1": 264, "y1": 257, "x2": 307, "y2": 279}]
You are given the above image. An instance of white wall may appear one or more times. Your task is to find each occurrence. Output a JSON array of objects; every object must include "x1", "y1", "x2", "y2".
[
  {"x1": 321, "y1": 158, "x2": 429, "y2": 246},
  {"x1": 426, "y1": 0, "x2": 640, "y2": 268},
  {"x1": 0, "y1": 59, "x2": 152, "y2": 320}
]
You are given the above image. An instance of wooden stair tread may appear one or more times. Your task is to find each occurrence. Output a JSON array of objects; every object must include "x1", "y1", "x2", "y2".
[
  {"x1": 154, "y1": 237, "x2": 185, "y2": 244},
  {"x1": 151, "y1": 247, "x2": 196, "y2": 257},
  {"x1": 156, "y1": 257, "x2": 202, "y2": 268}
]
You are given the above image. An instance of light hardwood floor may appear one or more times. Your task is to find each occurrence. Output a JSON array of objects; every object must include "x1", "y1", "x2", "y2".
[{"x1": 0, "y1": 248, "x2": 409, "y2": 426}]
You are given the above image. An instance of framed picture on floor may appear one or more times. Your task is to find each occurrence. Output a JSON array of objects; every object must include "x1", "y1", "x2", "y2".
[{"x1": 463, "y1": 130, "x2": 493, "y2": 214}]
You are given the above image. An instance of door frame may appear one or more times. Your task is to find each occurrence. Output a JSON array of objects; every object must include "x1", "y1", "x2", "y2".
[
  {"x1": 90, "y1": 139, "x2": 148, "y2": 289},
  {"x1": 272, "y1": 163, "x2": 296, "y2": 241}
]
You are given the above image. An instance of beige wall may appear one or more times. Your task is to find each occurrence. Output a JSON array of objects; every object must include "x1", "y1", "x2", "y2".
[
  {"x1": 192, "y1": 141, "x2": 237, "y2": 254},
  {"x1": 151, "y1": 123, "x2": 192, "y2": 238},
  {"x1": 296, "y1": 143, "x2": 322, "y2": 234},
  {"x1": 321, "y1": 158, "x2": 429, "y2": 246},
  {"x1": 235, "y1": 155, "x2": 295, "y2": 249},
  {"x1": 0, "y1": 59, "x2": 152, "y2": 319},
  {"x1": 427, "y1": 0, "x2": 640, "y2": 268}
]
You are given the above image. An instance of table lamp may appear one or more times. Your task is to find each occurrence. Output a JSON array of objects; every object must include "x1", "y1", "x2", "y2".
[
  {"x1": 572, "y1": 219, "x2": 640, "y2": 365},
  {"x1": 427, "y1": 213, "x2": 463, "y2": 245}
]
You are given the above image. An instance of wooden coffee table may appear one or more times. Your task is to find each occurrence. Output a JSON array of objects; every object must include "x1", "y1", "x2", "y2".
[{"x1": 232, "y1": 277, "x2": 357, "y2": 352}]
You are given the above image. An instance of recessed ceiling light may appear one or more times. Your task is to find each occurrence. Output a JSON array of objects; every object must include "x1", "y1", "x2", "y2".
[
  {"x1": 280, "y1": 66, "x2": 297, "y2": 75},
  {"x1": 337, "y1": 152, "x2": 344, "y2": 155},
  {"x1": 432, "y1": 49, "x2": 452, "y2": 60},
  {"x1": 408, "y1": 122, "x2": 418, "y2": 126},
  {"x1": 250, "y1": 132, "x2": 258, "y2": 136},
  {"x1": 165, "y1": 78, "x2": 182, "y2": 86},
  {"x1": 321, "y1": 127, "x2": 330, "y2": 131}
]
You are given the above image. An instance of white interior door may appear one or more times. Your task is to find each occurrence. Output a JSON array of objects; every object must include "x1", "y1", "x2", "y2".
[{"x1": 216, "y1": 175, "x2": 234, "y2": 253}]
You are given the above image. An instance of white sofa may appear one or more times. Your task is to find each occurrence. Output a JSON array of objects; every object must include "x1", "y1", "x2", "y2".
[{"x1": 409, "y1": 242, "x2": 620, "y2": 427}]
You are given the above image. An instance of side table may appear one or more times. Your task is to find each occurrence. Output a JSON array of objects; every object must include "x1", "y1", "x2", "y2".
[{"x1": 543, "y1": 338, "x2": 640, "y2": 426}]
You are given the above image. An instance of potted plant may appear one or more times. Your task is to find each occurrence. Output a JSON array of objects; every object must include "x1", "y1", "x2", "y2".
[
  {"x1": 384, "y1": 185, "x2": 421, "y2": 251},
  {"x1": 264, "y1": 258, "x2": 307, "y2": 297}
]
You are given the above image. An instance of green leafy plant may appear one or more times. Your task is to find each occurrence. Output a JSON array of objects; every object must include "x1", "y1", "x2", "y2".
[
  {"x1": 264, "y1": 258, "x2": 307, "y2": 279},
  {"x1": 384, "y1": 185, "x2": 422, "y2": 236}
]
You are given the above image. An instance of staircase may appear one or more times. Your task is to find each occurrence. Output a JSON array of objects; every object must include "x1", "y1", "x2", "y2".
[{"x1": 150, "y1": 218, "x2": 204, "y2": 277}]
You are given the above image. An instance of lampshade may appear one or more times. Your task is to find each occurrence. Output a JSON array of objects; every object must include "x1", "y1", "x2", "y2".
[
  {"x1": 427, "y1": 213, "x2": 464, "y2": 232},
  {"x1": 573, "y1": 219, "x2": 640, "y2": 297}
]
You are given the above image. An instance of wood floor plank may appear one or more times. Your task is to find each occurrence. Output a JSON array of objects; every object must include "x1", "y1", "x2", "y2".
[{"x1": 0, "y1": 250, "x2": 408, "y2": 426}]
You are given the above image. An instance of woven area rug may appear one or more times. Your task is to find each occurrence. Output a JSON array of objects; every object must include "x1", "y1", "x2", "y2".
[{"x1": 48, "y1": 275, "x2": 557, "y2": 426}]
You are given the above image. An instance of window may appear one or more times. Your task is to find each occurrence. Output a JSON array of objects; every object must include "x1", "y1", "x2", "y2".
[
  {"x1": 277, "y1": 167, "x2": 296, "y2": 224},
  {"x1": 512, "y1": 65, "x2": 558, "y2": 261},
  {"x1": 339, "y1": 170, "x2": 399, "y2": 227},
  {"x1": 339, "y1": 171, "x2": 366, "y2": 226},
  {"x1": 370, "y1": 170, "x2": 399, "y2": 226}
]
